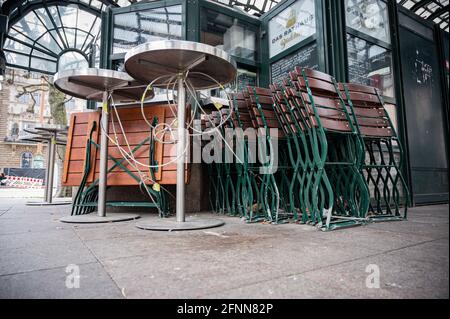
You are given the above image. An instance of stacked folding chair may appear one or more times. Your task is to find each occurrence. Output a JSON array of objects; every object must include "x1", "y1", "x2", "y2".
[
  {"x1": 205, "y1": 68, "x2": 409, "y2": 231},
  {"x1": 339, "y1": 82, "x2": 409, "y2": 221},
  {"x1": 204, "y1": 111, "x2": 225, "y2": 214},
  {"x1": 228, "y1": 92, "x2": 264, "y2": 222},
  {"x1": 245, "y1": 86, "x2": 292, "y2": 223},
  {"x1": 272, "y1": 68, "x2": 370, "y2": 230}
]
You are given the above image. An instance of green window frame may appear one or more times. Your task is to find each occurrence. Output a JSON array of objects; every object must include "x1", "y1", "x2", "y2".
[{"x1": 344, "y1": 0, "x2": 396, "y2": 102}]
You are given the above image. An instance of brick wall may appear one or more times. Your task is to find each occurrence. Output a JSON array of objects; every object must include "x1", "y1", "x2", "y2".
[{"x1": 0, "y1": 69, "x2": 45, "y2": 172}]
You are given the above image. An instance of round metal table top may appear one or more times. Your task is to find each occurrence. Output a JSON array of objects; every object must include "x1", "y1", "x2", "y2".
[
  {"x1": 25, "y1": 124, "x2": 68, "y2": 135},
  {"x1": 19, "y1": 134, "x2": 67, "y2": 145},
  {"x1": 53, "y1": 68, "x2": 154, "y2": 102},
  {"x1": 124, "y1": 40, "x2": 237, "y2": 90}
]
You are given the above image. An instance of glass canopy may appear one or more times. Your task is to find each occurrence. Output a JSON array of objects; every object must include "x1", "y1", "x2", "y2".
[
  {"x1": 0, "y1": 0, "x2": 281, "y2": 74},
  {"x1": 214, "y1": 0, "x2": 280, "y2": 16},
  {"x1": 397, "y1": 0, "x2": 449, "y2": 31},
  {"x1": 0, "y1": 1, "x2": 116, "y2": 74}
]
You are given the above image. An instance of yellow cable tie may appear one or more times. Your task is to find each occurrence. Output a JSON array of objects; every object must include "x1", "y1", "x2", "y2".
[
  {"x1": 214, "y1": 102, "x2": 223, "y2": 110},
  {"x1": 152, "y1": 183, "x2": 161, "y2": 192},
  {"x1": 103, "y1": 101, "x2": 108, "y2": 114}
]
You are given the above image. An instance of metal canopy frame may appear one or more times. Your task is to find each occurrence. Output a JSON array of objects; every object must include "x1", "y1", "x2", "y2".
[
  {"x1": 208, "y1": 0, "x2": 280, "y2": 17},
  {"x1": 0, "y1": 0, "x2": 121, "y2": 74},
  {"x1": 397, "y1": 0, "x2": 449, "y2": 31}
]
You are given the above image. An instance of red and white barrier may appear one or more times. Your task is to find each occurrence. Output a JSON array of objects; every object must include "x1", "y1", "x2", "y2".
[{"x1": 3, "y1": 176, "x2": 44, "y2": 188}]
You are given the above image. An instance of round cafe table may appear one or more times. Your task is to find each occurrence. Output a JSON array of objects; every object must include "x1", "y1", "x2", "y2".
[
  {"x1": 125, "y1": 40, "x2": 236, "y2": 231},
  {"x1": 53, "y1": 68, "x2": 154, "y2": 223},
  {"x1": 20, "y1": 124, "x2": 71, "y2": 206}
]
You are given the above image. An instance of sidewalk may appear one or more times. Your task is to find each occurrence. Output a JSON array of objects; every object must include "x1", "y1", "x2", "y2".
[
  {"x1": 0, "y1": 197, "x2": 448, "y2": 299},
  {"x1": 0, "y1": 187, "x2": 45, "y2": 198}
]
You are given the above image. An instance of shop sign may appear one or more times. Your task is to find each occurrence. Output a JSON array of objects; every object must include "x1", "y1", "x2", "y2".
[{"x1": 268, "y1": 0, "x2": 316, "y2": 58}]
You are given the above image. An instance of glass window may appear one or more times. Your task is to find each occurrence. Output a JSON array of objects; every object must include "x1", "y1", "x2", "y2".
[
  {"x1": 21, "y1": 122, "x2": 36, "y2": 136},
  {"x1": 235, "y1": 68, "x2": 257, "y2": 91},
  {"x1": 58, "y1": 51, "x2": 89, "y2": 71},
  {"x1": 5, "y1": 51, "x2": 29, "y2": 69},
  {"x1": 18, "y1": 93, "x2": 30, "y2": 104},
  {"x1": 345, "y1": 0, "x2": 391, "y2": 44},
  {"x1": 11, "y1": 123, "x2": 19, "y2": 137},
  {"x1": 268, "y1": 0, "x2": 316, "y2": 58},
  {"x1": 201, "y1": 8, "x2": 257, "y2": 62},
  {"x1": 21, "y1": 152, "x2": 33, "y2": 169},
  {"x1": 112, "y1": 5, "x2": 183, "y2": 54},
  {"x1": 33, "y1": 155, "x2": 44, "y2": 169},
  {"x1": 347, "y1": 34, "x2": 395, "y2": 97},
  {"x1": 206, "y1": 68, "x2": 257, "y2": 100},
  {"x1": 65, "y1": 98, "x2": 76, "y2": 109},
  {"x1": 4, "y1": 38, "x2": 32, "y2": 56},
  {"x1": 30, "y1": 57, "x2": 57, "y2": 73},
  {"x1": 32, "y1": 92, "x2": 41, "y2": 112}
]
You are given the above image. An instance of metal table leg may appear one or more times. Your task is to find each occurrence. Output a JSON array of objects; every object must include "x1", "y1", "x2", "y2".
[
  {"x1": 43, "y1": 139, "x2": 51, "y2": 202},
  {"x1": 60, "y1": 91, "x2": 140, "y2": 223},
  {"x1": 46, "y1": 133, "x2": 56, "y2": 204},
  {"x1": 176, "y1": 75, "x2": 186, "y2": 223},
  {"x1": 135, "y1": 74, "x2": 224, "y2": 231},
  {"x1": 97, "y1": 91, "x2": 109, "y2": 217},
  {"x1": 26, "y1": 135, "x2": 72, "y2": 207}
]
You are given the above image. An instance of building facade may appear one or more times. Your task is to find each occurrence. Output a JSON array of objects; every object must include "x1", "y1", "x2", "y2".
[{"x1": 0, "y1": 68, "x2": 85, "y2": 175}]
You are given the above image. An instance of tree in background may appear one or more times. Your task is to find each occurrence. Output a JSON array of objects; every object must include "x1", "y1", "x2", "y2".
[{"x1": 16, "y1": 74, "x2": 73, "y2": 197}]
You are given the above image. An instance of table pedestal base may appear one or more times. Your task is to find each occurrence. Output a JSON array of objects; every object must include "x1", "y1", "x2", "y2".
[
  {"x1": 26, "y1": 199, "x2": 72, "y2": 206},
  {"x1": 136, "y1": 217, "x2": 224, "y2": 231},
  {"x1": 60, "y1": 213, "x2": 140, "y2": 223}
]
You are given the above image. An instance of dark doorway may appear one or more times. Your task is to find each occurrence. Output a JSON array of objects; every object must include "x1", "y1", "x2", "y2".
[{"x1": 398, "y1": 12, "x2": 449, "y2": 204}]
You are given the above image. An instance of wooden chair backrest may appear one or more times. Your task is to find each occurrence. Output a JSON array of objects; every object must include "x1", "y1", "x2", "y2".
[
  {"x1": 290, "y1": 67, "x2": 353, "y2": 133},
  {"x1": 339, "y1": 82, "x2": 395, "y2": 137},
  {"x1": 227, "y1": 92, "x2": 254, "y2": 130}
]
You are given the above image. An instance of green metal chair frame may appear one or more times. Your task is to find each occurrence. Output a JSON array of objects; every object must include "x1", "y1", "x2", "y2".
[
  {"x1": 339, "y1": 82, "x2": 410, "y2": 221},
  {"x1": 286, "y1": 68, "x2": 370, "y2": 230},
  {"x1": 270, "y1": 82, "x2": 314, "y2": 223},
  {"x1": 229, "y1": 92, "x2": 264, "y2": 222},
  {"x1": 71, "y1": 116, "x2": 169, "y2": 217},
  {"x1": 247, "y1": 86, "x2": 292, "y2": 223}
]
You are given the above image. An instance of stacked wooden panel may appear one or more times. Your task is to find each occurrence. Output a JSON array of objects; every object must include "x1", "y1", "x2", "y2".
[{"x1": 63, "y1": 104, "x2": 190, "y2": 186}]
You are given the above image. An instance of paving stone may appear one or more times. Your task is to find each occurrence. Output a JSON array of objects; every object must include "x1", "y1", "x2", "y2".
[
  {"x1": 0, "y1": 262, "x2": 123, "y2": 299},
  {"x1": 0, "y1": 195, "x2": 448, "y2": 298}
]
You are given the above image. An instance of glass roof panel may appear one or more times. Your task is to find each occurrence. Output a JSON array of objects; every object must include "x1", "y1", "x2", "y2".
[
  {"x1": 58, "y1": 6, "x2": 78, "y2": 29},
  {"x1": 5, "y1": 51, "x2": 29, "y2": 69},
  {"x1": 4, "y1": 38, "x2": 32, "y2": 55},
  {"x1": 397, "y1": 0, "x2": 449, "y2": 31},
  {"x1": 58, "y1": 50, "x2": 89, "y2": 71},
  {"x1": 47, "y1": 6, "x2": 63, "y2": 28},
  {"x1": 2, "y1": 2, "x2": 101, "y2": 74},
  {"x1": 210, "y1": 0, "x2": 281, "y2": 16},
  {"x1": 31, "y1": 49, "x2": 56, "y2": 61}
]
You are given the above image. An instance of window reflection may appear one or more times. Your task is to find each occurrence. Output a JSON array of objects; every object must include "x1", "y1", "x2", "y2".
[
  {"x1": 345, "y1": 0, "x2": 390, "y2": 44},
  {"x1": 201, "y1": 8, "x2": 257, "y2": 62},
  {"x1": 112, "y1": 5, "x2": 183, "y2": 54},
  {"x1": 347, "y1": 34, "x2": 395, "y2": 97}
]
